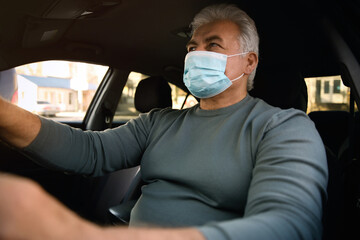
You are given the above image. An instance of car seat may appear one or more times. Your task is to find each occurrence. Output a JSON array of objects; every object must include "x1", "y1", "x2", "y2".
[
  {"x1": 308, "y1": 111, "x2": 354, "y2": 159},
  {"x1": 308, "y1": 109, "x2": 357, "y2": 240},
  {"x1": 107, "y1": 76, "x2": 172, "y2": 224}
]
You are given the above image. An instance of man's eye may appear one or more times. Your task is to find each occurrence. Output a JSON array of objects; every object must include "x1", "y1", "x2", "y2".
[
  {"x1": 209, "y1": 43, "x2": 219, "y2": 48},
  {"x1": 188, "y1": 46, "x2": 196, "y2": 52}
]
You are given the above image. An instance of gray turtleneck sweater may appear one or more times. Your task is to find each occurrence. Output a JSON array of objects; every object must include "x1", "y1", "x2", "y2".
[{"x1": 24, "y1": 95, "x2": 328, "y2": 240}]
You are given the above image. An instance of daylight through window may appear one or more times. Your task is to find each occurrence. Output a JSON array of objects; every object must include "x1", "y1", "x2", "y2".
[{"x1": 15, "y1": 61, "x2": 109, "y2": 121}]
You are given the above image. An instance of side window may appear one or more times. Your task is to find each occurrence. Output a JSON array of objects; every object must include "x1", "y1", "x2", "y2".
[
  {"x1": 113, "y1": 72, "x2": 198, "y2": 122},
  {"x1": 305, "y1": 75, "x2": 357, "y2": 113},
  {"x1": 14, "y1": 61, "x2": 109, "y2": 121}
]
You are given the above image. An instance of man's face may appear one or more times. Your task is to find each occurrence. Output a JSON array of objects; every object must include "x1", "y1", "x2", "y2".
[{"x1": 186, "y1": 20, "x2": 247, "y2": 82}]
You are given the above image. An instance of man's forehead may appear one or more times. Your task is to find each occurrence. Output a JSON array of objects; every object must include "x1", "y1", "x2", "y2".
[
  {"x1": 191, "y1": 20, "x2": 240, "y2": 40},
  {"x1": 187, "y1": 35, "x2": 224, "y2": 46}
]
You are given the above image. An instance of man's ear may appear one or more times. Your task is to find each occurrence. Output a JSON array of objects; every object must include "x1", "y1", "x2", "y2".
[{"x1": 245, "y1": 52, "x2": 258, "y2": 75}]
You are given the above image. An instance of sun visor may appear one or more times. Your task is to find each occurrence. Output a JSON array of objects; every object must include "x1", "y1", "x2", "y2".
[
  {"x1": 22, "y1": 17, "x2": 72, "y2": 48},
  {"x1": 43, "y1": 0, "x2": 122, "y2": 19}
]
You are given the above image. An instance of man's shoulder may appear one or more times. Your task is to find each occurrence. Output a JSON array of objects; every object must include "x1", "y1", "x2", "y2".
[
  {"x1": 248, "y1": 96, "x2": 311, "y2": 130},
  {"x1": 245, "y1": 96, "x2": 282, "y2": 119}
]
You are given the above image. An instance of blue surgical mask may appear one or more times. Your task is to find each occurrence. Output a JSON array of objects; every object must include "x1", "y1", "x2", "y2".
[{"x1": 183, "y1": 51, "x2": 247, "y2": 98}]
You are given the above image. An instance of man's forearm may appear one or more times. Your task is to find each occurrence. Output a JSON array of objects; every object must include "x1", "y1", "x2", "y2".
[
  {"x1": 0, "y1": 97, "x2": 41, "y2": 148},
  {"x1": 102, "y1": 227, "x2": 205, "y2": 240}
]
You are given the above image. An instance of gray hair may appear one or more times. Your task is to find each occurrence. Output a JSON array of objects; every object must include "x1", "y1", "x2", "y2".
[{"x1": 190, "y1": 4, "x2": 259, "y2": 91}]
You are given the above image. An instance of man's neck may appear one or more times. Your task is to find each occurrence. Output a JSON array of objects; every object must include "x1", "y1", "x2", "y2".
[{"x1": 199, "y1": 89, "x2": 247, "y2": 110}]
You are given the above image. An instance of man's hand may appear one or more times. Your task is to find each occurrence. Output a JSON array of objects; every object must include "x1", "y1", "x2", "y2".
[
  {"x1": 0, "y1": 173, "x2": 103, "y2": 240},
  {"x1": 0, "y1": 173, "x2": 205, "y2": 240}
]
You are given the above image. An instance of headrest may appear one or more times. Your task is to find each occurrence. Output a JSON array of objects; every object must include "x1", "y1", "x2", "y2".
[
  {"x1": 249, "y1": 67, "x2": 308, "y2": 112},
  {"x1": 134, "y1": 76, "x2": 172, "y2": 113},
  {"x1": 308, "y1": 111, "x2": 354, "y2": 156}
]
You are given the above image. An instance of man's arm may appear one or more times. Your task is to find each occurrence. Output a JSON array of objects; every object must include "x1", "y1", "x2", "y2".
[
  {"x1": 197, "y1": 109, "x2": 328, "y2": 240},
  {"x1": 0, "y1": 97, "x2": 41, "y2": 148},
  {"x1": 0, "y1": 173, "x2": 205, "y2": 240}
]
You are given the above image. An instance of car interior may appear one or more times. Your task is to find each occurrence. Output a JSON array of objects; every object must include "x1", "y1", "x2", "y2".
[{"x1": 0, "y1": 0, "x2": 360, "y2": 239}]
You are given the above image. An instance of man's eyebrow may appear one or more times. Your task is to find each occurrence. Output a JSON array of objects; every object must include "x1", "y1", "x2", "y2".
[
  {"x1": 186, "y1": 39, "x2": 197, "y2": 49},
  {"x1": 204, "y1": 35, "x2": 223, "y2": 43},
  {"x1": 186, "y1": 35, "x2": 223, "y2": 49}
]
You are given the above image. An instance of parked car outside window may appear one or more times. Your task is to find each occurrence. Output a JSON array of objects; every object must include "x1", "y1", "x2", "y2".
[{"x1": 34, "y1": 100, "x2": 60, "y2": 117}]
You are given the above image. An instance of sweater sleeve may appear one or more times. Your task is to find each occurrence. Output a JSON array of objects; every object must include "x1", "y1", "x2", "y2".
[
  {"x1": 23, "y1": 111, "x2": 155, "y2": 177},
  {"x1": 198, "y1": 109, "x2": 328, "y2": 240}
]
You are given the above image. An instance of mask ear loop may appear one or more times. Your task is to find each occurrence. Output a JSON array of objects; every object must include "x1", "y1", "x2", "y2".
[
  {"x1": 227, "y1": 52, "x2": 249, "y2": 58},
  {"x1": 227, "y1": 52, "x2": 248, "y2": 82},
  {"x1": 230, "y1": 73, "x2": 245, "y2": 82}
]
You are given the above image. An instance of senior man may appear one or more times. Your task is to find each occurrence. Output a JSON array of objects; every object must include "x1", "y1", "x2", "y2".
[{"x1": 0, "y1": 4, "x2": 327, "y2": 240}]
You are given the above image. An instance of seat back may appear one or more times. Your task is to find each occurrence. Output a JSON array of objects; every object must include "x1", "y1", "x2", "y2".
[
  {"x1": 308, "y1": 111, "x2": 354, "y2": 158},
  {"x1": 308, "y1": 110, "x2": 356, "y2": 240},
  {"x1": 107, "y1": 76, "x2": 172, "y2": 224}
]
